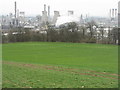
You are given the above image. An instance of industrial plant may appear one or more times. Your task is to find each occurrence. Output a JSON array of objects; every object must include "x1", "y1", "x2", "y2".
[
  {"x1": 0, "y1": 1, "x2": 118, "y2": 29},
  {"x1": 0, "y1": 1, "x2": 119, "y2": 44}
]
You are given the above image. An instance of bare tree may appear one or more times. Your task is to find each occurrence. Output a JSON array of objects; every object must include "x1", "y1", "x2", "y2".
[
  {"x1": 87, "y1": 21, "x2": 97, "y2": 37},
  {"x1": 110, "y1": 27, "x2": 118, "y2": 44}
]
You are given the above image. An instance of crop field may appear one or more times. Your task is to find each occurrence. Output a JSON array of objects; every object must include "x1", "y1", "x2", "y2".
[{"x1": 2, "y1": 42, "x2": 118, "y2": 88}]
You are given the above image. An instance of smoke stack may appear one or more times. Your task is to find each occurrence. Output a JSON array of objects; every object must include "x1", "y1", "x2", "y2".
[
  {"x1": 112, "y1": 9, "x2": 114, "y2": 18},
  {"x1": 48, "y1": 6, "x2": 50, "y2": 17},
  {"x1": 81, "y1": 14, "x2": 83, "y2": 20},
  {"x1": 115, "y1": 9, "x2": 117, "y2": 18},
  {"x1": 17, "y1": 9, "x2": 19, "y2": 18},
  {"x1": 42, "y1": 11, "x2": 44, "y2": 15},
  {"x1": 44, "y1": 4, "x2": 46, "y2": 11},
  {"x1": 109, "y1": 9, "x2": 111, "y2": 18},
  {"x1": 15, "y1": 1, "x2": 17, "y2": 18},
  {"x1": 48, "y1": 6, "x2": 50, "y2": 22},
  {"x1": 14, "y1": 1, "x2": 17, "y2": 26},
  {"x1": 86, "y1": 14, "x2": 87, "y2": 18}
]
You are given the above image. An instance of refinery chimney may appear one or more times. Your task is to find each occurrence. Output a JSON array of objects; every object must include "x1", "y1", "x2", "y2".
[
  {"x1": 115, "y1": 9, "x2": 117, "y2": 18},
  {"x1": 17, "y1": 9, "x2": 19, "y2": 18},
  {"x1": 48, "y1": 6, "x2": 50, "y2": 16},
  {"x1": 15, "y1": 1, "x2": 17, "y2": 19},
  {"x1": 48, "y1": 6, "x2": 50, "y2": 22},
  {"x1": 44, "y1": 4, "x2": 46, "y2": 11},
  {"x1": 109, "y1": 9, "x2": 111, "y2": 19},
  {"x1": 14, "y1": 1, "x2": 17, "y2": 27},
  {"x1": 112, "y1": 9, "x2": 114, "y2": 18},
  {"x1": 41, "y1": 4, "x2": 48, "y2": 24}
]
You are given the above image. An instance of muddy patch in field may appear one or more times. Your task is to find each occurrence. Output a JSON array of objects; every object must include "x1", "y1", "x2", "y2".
[{"x1": 3, "y1": 61, "x2": 119, "y2": 80}]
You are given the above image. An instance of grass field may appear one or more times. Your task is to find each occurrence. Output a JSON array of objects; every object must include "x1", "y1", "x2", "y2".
[{"x1": 2, "y1": 42, "x2": 118, "y2": 88}]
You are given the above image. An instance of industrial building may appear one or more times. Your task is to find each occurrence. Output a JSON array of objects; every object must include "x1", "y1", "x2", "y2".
[
  {"x1": 0, "y1": 1, "x2": 118, "y2": 38},
  {"x1": 109, "y1": 8, "x2": 118, "y2": 21},
  {"x1": 1, "y1": 1, "x2": 26, "y2": 29}
]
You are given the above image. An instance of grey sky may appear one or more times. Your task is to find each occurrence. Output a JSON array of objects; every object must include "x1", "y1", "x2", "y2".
[{"x1": 0, "y1": 0, "x2": 119, "y2": 17}]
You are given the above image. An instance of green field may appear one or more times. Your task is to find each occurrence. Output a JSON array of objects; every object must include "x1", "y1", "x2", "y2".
[{"x1": 2, "y1": 42, "x2": 118, "y2": 88}]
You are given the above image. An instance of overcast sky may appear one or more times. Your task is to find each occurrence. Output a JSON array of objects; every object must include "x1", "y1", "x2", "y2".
[{"x1": 0, "y1": 0, "x2": 119, "y2": 17}]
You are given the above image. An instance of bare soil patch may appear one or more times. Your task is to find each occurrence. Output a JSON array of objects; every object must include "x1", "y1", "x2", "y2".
[{"x1": 3, "y1": 61, "x2": 119, "y2": 80}]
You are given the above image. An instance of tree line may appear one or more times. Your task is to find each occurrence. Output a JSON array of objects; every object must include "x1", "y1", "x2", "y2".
[{"x1": 2, "y1": 21, "x2": 119, "y2": 45}]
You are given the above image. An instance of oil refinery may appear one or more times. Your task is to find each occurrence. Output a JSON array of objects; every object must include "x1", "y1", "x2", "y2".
[{"x1": 0, "y1": 1, "x2": 118, "y2": 35}]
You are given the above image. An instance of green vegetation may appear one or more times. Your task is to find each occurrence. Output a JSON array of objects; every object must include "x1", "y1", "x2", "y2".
[{"x1": 2, "y1": 42, "x2": 118, "y2": 88}]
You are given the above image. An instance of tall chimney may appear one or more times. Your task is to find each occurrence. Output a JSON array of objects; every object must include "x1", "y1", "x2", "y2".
[
  {"x1": 44, "y1": 4, "x2": 46, "y2": 11},
  {"x1": 112, "y1": 9, "x2": 114, "y2": 18},
  {"x1": 48, "y1": 6, "x2": 50, "y2": 22},
  {"x1": 115, "y1": 9, "x2": 117, "y2": 18},
  {"x1": 17, "y1": 9, "x2": 19, "y2": 18},
  {"x1": 110, "y1": 9, "x2": 111, "y2": 18},
  {"x1": 48, "y1": 6, "x2": 50, "y2": 17},
  {"x1": 15, "y1": 1, "x2": 17, "y2": 18},
  {"x1": 86, "y1": 14, "x2": 87, "y2": 18}
]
